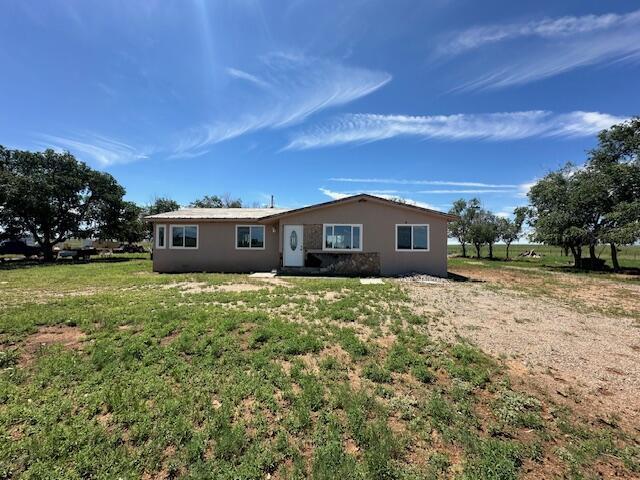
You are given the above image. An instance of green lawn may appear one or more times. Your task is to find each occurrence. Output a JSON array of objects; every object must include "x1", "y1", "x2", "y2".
[{"x1": 0, "y1": 258, "x2": 638, "y2": 479}]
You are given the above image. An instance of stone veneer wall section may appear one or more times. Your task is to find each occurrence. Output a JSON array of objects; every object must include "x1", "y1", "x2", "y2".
[
  {"x1": 304, "y1": 224, "x2": 323, "y2": 250},
  {"x1": 306, "y1": 252, "x2": 381, "y2": 276}
]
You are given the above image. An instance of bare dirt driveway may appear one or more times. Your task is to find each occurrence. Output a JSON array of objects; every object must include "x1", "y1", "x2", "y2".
[{"x1": 402, "y1": 263, "x2": 640, "y2": 429}]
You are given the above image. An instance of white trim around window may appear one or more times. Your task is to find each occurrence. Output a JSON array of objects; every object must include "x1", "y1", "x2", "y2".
[
  {"x1": 322, "y1": 224, "x2": 363, "y2": 252},
  {"x1": 155, "y1": 224, "x2": 166, "y2": 249},
  {"x1": 395, "y1": 224, "x2": 430, "y2": 252},
  {"x1": 235, "y1": 225, "x2": 266, "y2": 250},
  {"x1": 170, "y1": 224, "x2": 199, "y2": 249}
]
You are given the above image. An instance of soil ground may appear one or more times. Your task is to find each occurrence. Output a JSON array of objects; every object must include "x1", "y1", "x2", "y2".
[{"x1": 405, "y1": 259, "x2": 640, "y2": 430}]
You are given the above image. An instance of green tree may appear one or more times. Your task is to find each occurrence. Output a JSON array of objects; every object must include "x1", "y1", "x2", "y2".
[
  {"x1": 484, "y1": 212, "x2": 501, "y2": 259},
  {"x1": 190, "y1": 195, "x2": 224, "y2": 208},
  {"x1": 571, "y1": 167, "x2": 610, "y2": 264},
  {"x1": 602, "y1": 201, "x2": 640, "y2": 269},
  {"x1": 145, "y1": 197, "x2": 180, "y2": 236},
  {"x1": 587, "y1": 117, "x2": 640, "y2": 270},
  {"x1": 528, "y1": 118, "x2": 640, "y2": 270},
  {"x1": 147, "y1": 197, "x2": 180, "y2": 216},
  {"x1": 99, "y1": 201, "x2": 145, "y2": 244},
  {"x1": 0, "y1": 147, "x2": 126, "y2": 261},
  {"x1": 190, "y1": 193, "x2": 242, "y2": 208},
  {"x1": 498, "y1": 207, "x2": 528, "y2": 260},
  {"x1": 448, "y1": 198, "x2": 481, "y2": 257},
  {"x1": 528, "y1": 166, "x2": 591, "y2": 268},
  {"x1": 468, "y1": 209, "x2": 497, "y2": 259}
]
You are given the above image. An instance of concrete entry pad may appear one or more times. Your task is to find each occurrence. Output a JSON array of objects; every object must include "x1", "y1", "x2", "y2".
[
  {"x1": 360, "y1": 278, "x2": 384, "y2": 285},
  {"x1": 249, "y1": 272, "x2": 277, "y2": 278}
]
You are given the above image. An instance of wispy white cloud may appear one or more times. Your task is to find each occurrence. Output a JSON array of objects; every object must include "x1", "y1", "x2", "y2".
[
  {"x1": 329, "y1": 177, "x2": 518, "y2": 188},
  {"x1": 225, "y1": 67, "x2": 271, "y2": 89},
  {"x1": 318, "y1": 188, "x2": 352, "y2": 200},
  {"x1": 286, "y1": 110, "x2": 626, "y2": 150},
  {"x1": 38, "y1": 133, "x2": 150, "y2": 167},
  {"x1": 416, "y1": 189, "x2": 518, "y2": 194},
  {"x1": 441, "y1": 10, "x2": 639, "y2": 55},
  {"x1": 319, "y1": 188, "x2": 437, "y2": 210},
  {"x1": 517, "y1": 180, "x2": 537, "y2": 198},
  {"x1": 171, "y1": 53, "x2": 391, "y2": 158},
  {"x1": 328, "y1": 177, "x2": 522, "y2": 194},
  {"x1": 441, "y1": 10, "x2": 640, "y2": 90}
]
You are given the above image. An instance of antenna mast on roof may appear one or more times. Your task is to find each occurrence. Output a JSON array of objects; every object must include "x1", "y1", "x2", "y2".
[{"x1": 270, "y1": 195, "x2": 274, "y2": 208}]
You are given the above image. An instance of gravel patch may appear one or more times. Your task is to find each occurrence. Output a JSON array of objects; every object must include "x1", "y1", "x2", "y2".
[
  {"x1": 403, "y1": 274, "x2": 640, "y2": 427},
  {"x1": 396, "y1": 273, "x2": 450, "y2": 284}
]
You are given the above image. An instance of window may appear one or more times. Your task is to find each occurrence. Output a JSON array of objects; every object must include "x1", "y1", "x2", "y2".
[
  {"x1": 156, "y1": 225, "x2": 166, "y2": 249},
  {"x1": 396, "y1": 224, "x2": 429, "y2": 251},
  {"x1": 323, "y1": 224, "x2": 362, "y2": 251},
  {"x1": 170, "y1": 225, "x2": 198, "y2": 249},
  {"x1": 236, "y1": 225, "x2": 265, "y2": 249}
]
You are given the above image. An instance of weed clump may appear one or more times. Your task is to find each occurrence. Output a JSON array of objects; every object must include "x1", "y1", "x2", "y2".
[{"x1": 363, "y1": 363, "x2": 392, "y2": 383}]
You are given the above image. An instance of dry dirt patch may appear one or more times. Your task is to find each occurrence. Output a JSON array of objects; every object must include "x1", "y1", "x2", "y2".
[
  {"x1": 22, "y1": 325, "x2": 86, "y2": 365},
  {"x1": 402, "y1": 275, "x2": 640, "y2": 428},
  {"x1": 255, "y1": 277, "x2": 293, "y2": 288},
  {"x1": 162, "y1": 281, "x2": 273, "y2": 294},
  {"x1": 216, "y1": 283, "x2": 268, "y2": 293},
  {"x1": 160, "y1": 329, "x2": 180, "y2": 346},
  {"x1": 452, "y1": 264, "x2": 640, "y2": 317},
  {"x1": 26, "y1": 325, "x2": 86, "y2": 350}
]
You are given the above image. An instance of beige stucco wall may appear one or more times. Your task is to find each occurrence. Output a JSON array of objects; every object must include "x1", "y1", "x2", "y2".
[
  {"x1": 152, "y1": 221, "x2": 280, "y2": 273},
  {"x1": 151, "y1": 198, "x2": 449, "y2": 276},
  {"x1": 277, "y1": 198, "x2": 449, "y2": 276}
]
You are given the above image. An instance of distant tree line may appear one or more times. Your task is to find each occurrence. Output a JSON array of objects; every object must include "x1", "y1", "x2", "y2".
[
  {"x1": 448, "y1": 199, "x2": 527, "y2": 260},
  {"x1": 448, "y1": 117, "x2": 640, "y2": 270},
  {"x1": 0, "y1": 145, "x2": 250, "y2": 260}
]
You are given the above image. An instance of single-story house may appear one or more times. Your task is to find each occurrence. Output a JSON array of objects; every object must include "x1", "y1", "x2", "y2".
[{"x1": 145, "y1": 194, "x2": 456, "y2": 276}]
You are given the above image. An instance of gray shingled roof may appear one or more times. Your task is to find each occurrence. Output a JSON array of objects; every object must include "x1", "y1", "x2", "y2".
[{"x1": 145, "y1": 208, "x2": 290, "y2": 220}]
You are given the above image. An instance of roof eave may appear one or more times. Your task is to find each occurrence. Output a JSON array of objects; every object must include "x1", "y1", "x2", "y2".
[
  {"x1": 144, "y1": 216, "x2": 278, "y2": 222},
  {"x1": 262, "y1": 194, "x2": 457, "y2": 222}
]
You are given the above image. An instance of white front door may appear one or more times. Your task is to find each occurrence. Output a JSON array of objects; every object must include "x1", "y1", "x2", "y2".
[{"x1": 283, "y1": 225, "x2": 304, "y2": 267}]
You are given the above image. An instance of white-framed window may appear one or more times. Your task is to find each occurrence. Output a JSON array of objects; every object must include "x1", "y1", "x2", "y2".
[
  {"x1": 170, "y1": 225, "x2": 198, "y2": 249},
  {"x1": 323, "y1": 224, "x2": 362, "y2": 251},
  {"x1": 236, "y1": 225, "x2": 265, "y2": 250},
  {"x1": 396, "y1": 224, "x2": 429, "y2": 251},
  {"x1": 155, "y1": 224, "x2": 166, "y2": 249}
]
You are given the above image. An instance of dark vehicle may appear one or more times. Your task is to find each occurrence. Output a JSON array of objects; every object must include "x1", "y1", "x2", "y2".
[
  {"x1": 57, "y1": 247, "x2": 98, "y2": 261},
  {"x1": 112, "y1": 244, "x2": 146, "y2": 254},
  {"x1": 0, "y1": 240, "x2": 41, "y2": 258}
]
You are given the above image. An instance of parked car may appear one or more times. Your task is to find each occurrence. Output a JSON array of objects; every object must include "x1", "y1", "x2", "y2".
[
  {"x1": 0, "y1": 240, "x2": 41, "y2": 258},
  {"x1": 112, "y1": 244, "x2": 146, "y2": 254}
]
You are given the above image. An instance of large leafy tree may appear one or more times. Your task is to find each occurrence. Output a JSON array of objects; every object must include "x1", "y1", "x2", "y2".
[
  {"x1": 528, "y1": 166, "x2": 589, "y2": 267},
  {"x1": 190, "y1": 193, "x2": 242, "y2": 208},
  {"x1": 448, "y1": 198, "x2": 481, "y2": 257},
  {"x1": 468, "y1": 208, "x2": 498, "y2": 259},
  {"x1": 0, "y1": 147, "x2": 126, "y2": 261},
  {"x1": 190, "y1": 195, "x2": 224, "y2": 208},
  {"x1": 587, "y1": 117, "x2": 640, "y2": 270},
  {"x1": 147, "y1": 197, "x2": 180, "y2": 216},
  {"x1": 528, "y1": 118, "x2": 640, "y2": 270},
  {"x1": 145, "y1": 197, "x2": 180, "y2": 236},
  {"x1": 99, "y1": 201, "x2": 145, "y2": 244}
]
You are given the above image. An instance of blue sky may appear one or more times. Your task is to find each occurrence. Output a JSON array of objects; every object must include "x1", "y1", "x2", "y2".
[{"x1": 2, "y1": 0, "x2": 639, "y2": 215}]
